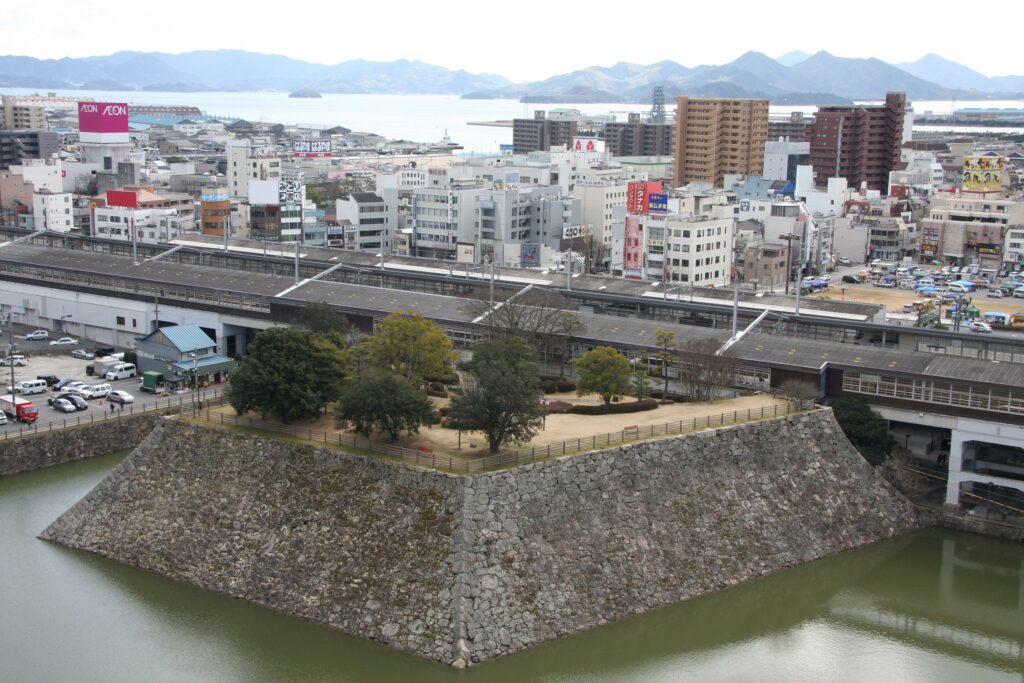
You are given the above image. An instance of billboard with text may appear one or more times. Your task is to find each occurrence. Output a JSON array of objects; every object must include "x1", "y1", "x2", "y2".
[
  {"x1": 78, "y1": 101, "x2": 128, "y2": 134},
  {"x1": 573, "y1": 137, "x2": 605, "y2": 153},
  {"x1": 293, "y1": 139, "x2": 332, "y2": 158}
]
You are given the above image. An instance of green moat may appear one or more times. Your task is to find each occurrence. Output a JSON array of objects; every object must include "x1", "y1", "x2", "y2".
[{"x1": 1, "y1": 452, "x2": 1021, "y2": 682}]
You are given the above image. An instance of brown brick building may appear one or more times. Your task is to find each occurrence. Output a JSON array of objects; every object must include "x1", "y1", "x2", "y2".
[
  {"x1": 806, "y1": 92, "x2": 907, "y2": 192},
  {"x1": 673, "y1": 97, "x2": 769, "y2": 188}
]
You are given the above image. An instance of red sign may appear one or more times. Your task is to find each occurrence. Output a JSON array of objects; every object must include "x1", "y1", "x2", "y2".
[
  {"x1": 77, "y1": 101, "x2": 128, "y2": 134},
  {"x1": 106, "y1": 190, "x2": 138, "y2": 208},
  {"x1": 627, "y1": 181, "x2": 665, "y2": 214},
  {"x1": 623, "y1": 215, "x2": 645, "y2": 274}
]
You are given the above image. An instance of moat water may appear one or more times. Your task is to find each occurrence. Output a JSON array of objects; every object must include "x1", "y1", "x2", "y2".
[{"x1": 1, "y1": 452, "x2": 1022, "y2": 682}]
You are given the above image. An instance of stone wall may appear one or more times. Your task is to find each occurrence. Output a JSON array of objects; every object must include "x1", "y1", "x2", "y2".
[
  {"x1": 43, "y1": 410, "x2": 922, "y2": 666},
  {"x1": 0, "y1": 411, "x2": 169, "y2": 477}
]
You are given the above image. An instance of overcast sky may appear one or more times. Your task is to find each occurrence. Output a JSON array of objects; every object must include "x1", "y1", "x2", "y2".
[{"x1": 1, "y1": 0, "x2": 1015, "y2": 82}]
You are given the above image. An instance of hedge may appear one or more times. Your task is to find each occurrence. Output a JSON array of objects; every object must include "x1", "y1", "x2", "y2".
[
  {"x1": 567, "y1": 398, "x2": 659, "y2": 415},
  {"x1": 426, "y1": 388, "x2": 449, "y2": 399},
  {"x1": 541, "y1": 379, "x2": 558, "y2": 394}
]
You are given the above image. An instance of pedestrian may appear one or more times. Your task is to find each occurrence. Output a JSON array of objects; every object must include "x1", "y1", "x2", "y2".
[{"x1": 110, "y1": 402, "x2": 115, "y2": 414}]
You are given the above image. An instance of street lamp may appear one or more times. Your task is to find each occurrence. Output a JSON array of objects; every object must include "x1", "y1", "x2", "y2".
[
  {"x1": 6, "y1": 313, "x2": 17, "y2": 400},
  {"x1": 780, "y1": 233, "x2": 801, "y2": 295},
  {"x1": 190, "y1": 351, "x2": 198, "y2": 407}
]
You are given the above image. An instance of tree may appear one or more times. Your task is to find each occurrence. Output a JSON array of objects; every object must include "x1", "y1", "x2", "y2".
[
  {"x1": 365, "y1": 310, "x2": 455, "y2": 384},
  {"x1": 654, "y1": 329, "x2": 677, "y2": 398},
  {"x1": 298, "y1": 301, "x2": 351, "y2": 338},
  {"x1": 778, "y1": 378, "x2": 820, "y2": 406},
  {"x1": 448, "y1": 337, "x2": 545, "y2": 453},
  {"x1": 553, "y1": 311, "x2": 585, "y2": 379},
  {"x1": 677, "y1": 337, "x2": 736, "y2": 402},
  {"x1": 630, "y1": 356, "x2": 652, "y2": 400},
  {"x1": 229, "y1": 327, "x2": 347, "y2": 422},
  {"x1": 472, "y1": 288, "x2": 572, "y2": 345},
  {"x1": 575, "y1": 346, "x2": 632, "y2": 406},
  {"x1": 829, "y1": 397, "x2": 895, "y2": 465},
  {"x1": 335, "y1": 372, "x2": 435, "y2": 442}
]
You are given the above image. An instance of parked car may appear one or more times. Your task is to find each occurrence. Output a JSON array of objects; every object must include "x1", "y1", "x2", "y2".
[
  {"x1": 24, "y1": 330, "x2": 49, "y2": 341},
  {"x1": 47, "y1": 393, "x2": 88, "y2": 410},
  {"x1": 969, "y1": 321, "x2": 993, "y2": 333},
  {"x1": 49, "y1": 337, "x2": 79, "y2": 346},
  {"x1": 837, "y1": 257, "x2": 852, "y2": 266},
  {"x1": 841, "y1": 275, "x2": 862, "y2": 284},
  {"x1": 52, "y1": 398, "x2": 77, "y2": 414},
  {"x1": 71, "y1": 349, "x2": 95, "y2": 360},
  {"x1": 987, "y1": 289, "x2": 1005, "y2": 298},
  {"x1": 1, "y1": 355, "x2": 27, "y2": 367},
  {"x1": 63, "y1": 381, "x2": 87, "y2": 395},
  {"x1": 107, "y1": 390, "x2": 134, "y2": 405},
  {"x1": 51, "y1": 379, "x2": 76, "y2": 392},
  {"x1": 76, "y1": 383, "x2": 112, "y2": 400},
  {"x1": 36, "y1": 375, "x2": 60, "y2": 387}
]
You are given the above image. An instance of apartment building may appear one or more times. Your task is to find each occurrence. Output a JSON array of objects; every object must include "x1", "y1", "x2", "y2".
[
  {"x1": 806, "y1": 92, "x2": 907, "y2": 192},
  {"x1": 768, "y1": 111, "x2": 815, "y2": 142},
  {"x1": 673, "y1": 98, "x2": 769, "y2": 188},
  {"x1": 602, "y1": 115, "x2": 674, "y2": 157},
  {"x1": 0, "y1": 95, "x2": 46, "y2": 131},
  {"x1": 31, "y1": 191, "x2": 74, "y2": 232},
  {"x1": 571, "y1": 180, "x2": 629, "y2": 249},
  {"x1": 336, "y1": 192, "x2": 396, "y2": 253},
  {"x1": 0, "y1": 130, "x2": 61, "y2": 170},
  {"x1": 512, "y1": 111, "x2": 578, "y2": 154}
]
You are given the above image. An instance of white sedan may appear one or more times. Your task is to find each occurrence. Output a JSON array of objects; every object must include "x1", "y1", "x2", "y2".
[
  {"x1": 25, "y1": 330, "x2": 49, "y2": 341},
  {"x1": 49, "y1": 337, "x2": 80, "y2": 346},
  {"x1": 107, "y1": 390, "x2": 134, "y2": 404}
]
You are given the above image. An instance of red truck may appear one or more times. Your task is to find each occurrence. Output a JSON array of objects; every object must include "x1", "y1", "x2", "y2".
[{"x1": 0, "y1": 394, "x2": 39, "y2": 423}]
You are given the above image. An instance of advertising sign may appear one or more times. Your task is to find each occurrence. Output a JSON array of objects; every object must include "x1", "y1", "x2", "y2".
[
  {"x1": 278, "y1": 179, "x2": 303, "y2": 204},
  {"x1": 77, "y1": 101, "x2": 128, "y2": 134},
  {"x1": 520, "y1": 242, "x2": 541, "y2": 268},
  {"x1": 623, "y1": 215, "x2": 644, "y2": 273},
  {"x1": 292, "y1": 139, "x2": 332, "y2": 158},
  {"x1": 962, "y1": 156, "x2": 1005, "y2": 191},
  {"x1": 573, "y1": 137, "x2": 605, "y2": 153},
  {"x1": 200, "y1": 187, "x2": 229, "y2": 202},
  {"x1": 963, "y1": 156, "x2": 1005, "y2": 171},
  {"x1": 456, "y1": 242, "x2": 476, "y2": 263},
  {"x1": 647, "y1": 193, "x2": 668, "y2": 213},
  {"x1": 106, "y1": 189, "x2": 138, "y2": 208},
  {"x1": 627, "y1": 182, "x2": 645, "y2": 213},
  {"x1": 562, "y1": 224, "x2": 591, "y2": 239}
]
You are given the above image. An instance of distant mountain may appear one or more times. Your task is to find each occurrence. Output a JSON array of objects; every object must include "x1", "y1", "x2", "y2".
[
  {"x1": 896, "y1": 54, "x2": 1024, "y2": 95},
  {"x1": 776, "y1": 51, "x2": 811, "y2": 67},
  {"x1": 0, "y1": 50, "x2": 511, "y2": 95},
  {"x1": 789, "y1": 51, "x2": 951, "y2": 100},
  {"x1": 895, "y1": 54, "x2": 991, "y2": 91}
]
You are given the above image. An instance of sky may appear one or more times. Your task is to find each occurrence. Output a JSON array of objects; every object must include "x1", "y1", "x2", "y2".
[{"x1": 1, "y1": 0, "x2": 1017, "y2": 82}]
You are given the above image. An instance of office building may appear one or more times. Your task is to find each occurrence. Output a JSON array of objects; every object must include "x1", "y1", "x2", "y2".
[
  {"x1": 0, "y1": 130, "x2": 61, "y2": 170},
  {"x1": 673, "y1": 98, "x2": 769, "y2": 188},
  {"x1": 763, "y1": 138, "x2": 810, "y2": 183},
  {"x1": 512, "y1": 111, "x2": 577, "y2": 154},
  {"x1": 806, "y1": 92, "x2": 907, "y2": 192},
  {"x1": 0, "y1": 95, "x2": 46, "y2": 131}
]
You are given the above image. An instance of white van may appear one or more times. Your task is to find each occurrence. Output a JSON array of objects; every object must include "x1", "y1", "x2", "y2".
[
  {"x1": 76, "y1": 383, "x2": 112, "y2": 400},
  {"x1": 948, "y1": 282, "x2": 972, "y2": 293},
  {"x1": 104, "y1": 363, "x2": 137, "y2": 381},
  {"x1": 10, "y1": 379, "x2": 47, "y2": 395}
]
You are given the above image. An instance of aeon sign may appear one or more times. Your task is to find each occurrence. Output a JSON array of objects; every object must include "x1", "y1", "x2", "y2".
[{"x1": 77, "y1": 101, "x2": 129, "y2": 134}]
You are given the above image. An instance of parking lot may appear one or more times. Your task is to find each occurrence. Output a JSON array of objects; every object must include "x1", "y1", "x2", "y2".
[{"x1": 2, "y1": 329, "x2": 211, "y2": 434}]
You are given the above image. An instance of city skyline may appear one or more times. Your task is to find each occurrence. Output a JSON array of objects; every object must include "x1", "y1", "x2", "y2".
[{"x1": 2, "y1": 0, "x2": 1017, "y2": 83}]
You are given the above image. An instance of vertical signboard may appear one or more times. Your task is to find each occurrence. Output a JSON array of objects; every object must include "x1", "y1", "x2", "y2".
[
  {"x1": 520, "y1": 242, "x2": 541, "y2": 268},
  {"x1": 627, "y1": 181, "x2": 665, "y2": 214},
  {"x1": 623, "y1": 215, "x2": 645, "y2": 278}
]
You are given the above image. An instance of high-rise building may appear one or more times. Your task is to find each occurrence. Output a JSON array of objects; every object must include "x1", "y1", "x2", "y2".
[
  {"x1": 768, "y1": 112, "x2": 814, "y2": 142},
  {"x1": 673, "y1": 98, "x2": 769, "y2": 188},
  {"x1": 512, "y1": 110, "x2": 577, "y2": 154},
  {"x1": 602, "y1": 114, "x2": 674, "y2": 157},
  {"x1": 806, "y1": 92, "x2": 907, "y2": 192}
]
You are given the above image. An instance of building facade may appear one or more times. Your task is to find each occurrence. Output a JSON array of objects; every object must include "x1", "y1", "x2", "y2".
[
  {"x1": 512, "y1": 111, "x2": 578, "y2": 154},
  {"x1": 806, "y1": 92, "x2": 907, "y2": 192},
  {"x1": 0, "y1": 131, "x2": 61, "y2": 170},
  {"x1": 602, "y1": 116, "x2": 674, "y2": 157},
  {"x1": 673, "y1": 98, "x2": 769, "y2": 188},
  {"x1": 0, "y1": 95, "x2": 46, "y2": 131}
]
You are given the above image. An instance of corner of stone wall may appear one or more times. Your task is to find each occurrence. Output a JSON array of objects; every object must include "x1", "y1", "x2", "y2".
[{"x1": 445, "y1": 475, "x2": 475, "y2": 668}]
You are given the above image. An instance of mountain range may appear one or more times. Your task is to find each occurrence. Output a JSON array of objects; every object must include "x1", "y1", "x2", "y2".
[{"x1": 0, "y1": 49, "x2": 1021, "y2": 104}]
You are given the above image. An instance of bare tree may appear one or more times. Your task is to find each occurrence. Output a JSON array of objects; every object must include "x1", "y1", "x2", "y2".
[
  {"x1": 471, "y1": 288, "x2": 573, "y2": 342},
  {"x1": 677, "y1": 337, "x2": 737, "y2": 402},
  {"x1": 654, "y1": 329, "x2": 677, "y2": 399}
]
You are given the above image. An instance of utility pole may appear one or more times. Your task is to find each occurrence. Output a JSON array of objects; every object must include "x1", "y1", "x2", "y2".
[{"x1": 780, "y1": 233, "x2": 801, "y2": 297}]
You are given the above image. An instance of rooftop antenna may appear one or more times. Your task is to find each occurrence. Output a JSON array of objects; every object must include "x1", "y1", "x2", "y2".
[{"x1": 651, "y1": 86, "x2": 666, "y2": 125}]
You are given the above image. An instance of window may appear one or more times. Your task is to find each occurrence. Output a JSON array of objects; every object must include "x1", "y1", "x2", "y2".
[
  {"x1": 116, "y1": 316, "x2": 126, "y2": 325},
  {"x1": 132, "y1": 319, "x2": 137, "y2": 328}
]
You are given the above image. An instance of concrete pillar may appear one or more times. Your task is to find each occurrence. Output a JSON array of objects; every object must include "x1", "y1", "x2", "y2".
[{"x1": 944, "y1": 429, "x2": 966, "y2": 507}]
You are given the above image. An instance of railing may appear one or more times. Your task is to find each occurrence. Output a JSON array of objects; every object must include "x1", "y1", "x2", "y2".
[
  {"x1": 194, "y1": 398, "x2": 811, "y2": 474},
  {"x1": 0, "y1": 390, "x2": 226, "y2": 441}
]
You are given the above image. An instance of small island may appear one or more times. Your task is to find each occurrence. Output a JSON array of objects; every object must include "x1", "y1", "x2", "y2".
[{"x1": 289, "y1": 87, "x2": 322, "y2": 98}]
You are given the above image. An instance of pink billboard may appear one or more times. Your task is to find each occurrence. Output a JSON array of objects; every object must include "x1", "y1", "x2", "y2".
[{"x1": 78, "y1": 101, "x2": 128, "y2": 134}]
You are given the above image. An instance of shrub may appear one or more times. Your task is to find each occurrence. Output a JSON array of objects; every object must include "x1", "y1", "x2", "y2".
[
  {"x1": 567, "y1": 398, "x2": 659, "y2": 415},
  {"x1": 425, "y1": 372, "x2": 459, "y2": 385},
  {"x1": 542, "y1": 400, "x2": 573, "y2": 414},
  {"x1": 555, "y1": 380, "x2": 576, "y2": 392},
  {"x1": 541, "y1": 379, "x2": 558, "y2": 394},
  {"x1": 425, "y1": 388, "x2": 449, "y2": 398}
]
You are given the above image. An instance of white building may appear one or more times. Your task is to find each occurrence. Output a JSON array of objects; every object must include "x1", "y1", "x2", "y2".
[
  {"x1": 889, "y1": 149, "x2": 945, "y2": 195},
  {"x1": 795, "y1": 165, "x2": 849, "y2": 217},
  {"x1": 763, "y1": 138, "x2": 810, "y2": 182},
  {"x1": 571, "y1": 180, "x2": 629, "y2": 250},
  {"x1": 93, "y1": 205, "x2": 195, "y2": 244},
  {"x1": 336, "y1": 192, "x2": 396, "y2": 253},
  {"x1": 9, "y1": 157, "x2": 64, "y2": 193},
  {"x1": 227, "y1": 138, "x2": 282, "y2": 200},
  {"x1": 31, "y1": 191, "x2": 73, "y2": 232}
]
